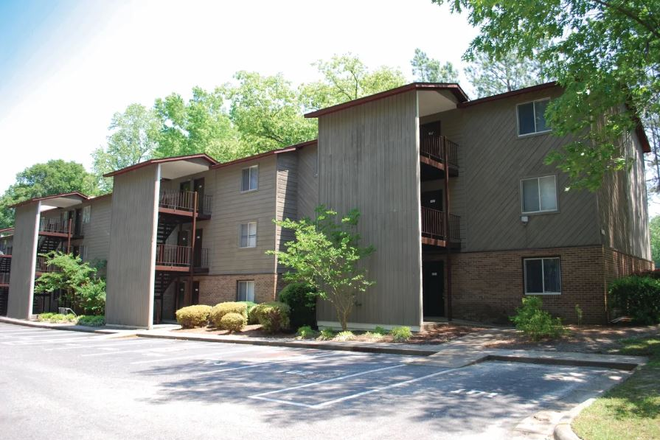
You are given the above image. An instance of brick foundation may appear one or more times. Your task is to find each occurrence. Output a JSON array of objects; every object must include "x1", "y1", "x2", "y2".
[
  {"x1": 198, "y1": 273, "x2": 284, "y2": 306},
  {"x1": 448, "y1": 245, "x2": 653, "y2": 325}
]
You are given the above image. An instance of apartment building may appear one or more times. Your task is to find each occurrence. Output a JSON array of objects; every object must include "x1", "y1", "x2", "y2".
[{"x1": 3, "y1": 82, "x2": 652, "y2": 329}]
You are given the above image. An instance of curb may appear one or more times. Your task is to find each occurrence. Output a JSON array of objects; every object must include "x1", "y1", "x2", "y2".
[
  {"x1": 485, "y1": 354, "x2": 640, "y2": 371},
  {"x1": 136, "y1": 331, "x2": 440, "y2": 356},
  {"x1": 0, "y1": 317, "x2": 132, "y2": 337},
  {"x1": 553, "y1": 398, "x2": 596, "y2": 440}
]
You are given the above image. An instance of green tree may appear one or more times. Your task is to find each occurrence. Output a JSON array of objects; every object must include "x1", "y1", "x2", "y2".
[
  {"x1": 92, "y1": 103, "x2": 160, "y2": 192},
  {"x1": 433, "y1": 0, "x2": 660, "y2": 190},
  {"x1": 35, "y1": 251, "x2": 106, "y2": 315},
  {"x1": 268, "y1": 206, "x2": 375, "y2": 331},
  {"x1": 220, "y1": 71, "x2": 317, "y2": 155},
  {"x1": 0, "y1": 161, "x2": 98, "y2": 229},
  {"x1": 301, "y1": 53, "x2": 407, "y2": 111},
  {"x1": 464, "y1": 49, "x2": 546, "y2": 98},
  {"x1": 153, "y1": 86, "x2": 241, "y2": 161},
  {"x1": 411, "y1": 48, "x2": 460, "y2": 83},
  {"x1": 650, "y1": 216, "x2": 660, "y2": 267}
]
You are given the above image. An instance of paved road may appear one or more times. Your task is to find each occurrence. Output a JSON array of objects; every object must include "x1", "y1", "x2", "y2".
[{"x1": 0, "y1": 323, "x2": 624, "y2": 440}]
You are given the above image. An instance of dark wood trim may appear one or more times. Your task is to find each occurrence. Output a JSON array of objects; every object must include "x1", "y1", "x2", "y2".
[
  {"x1": 155, "y1": 265, "x2": 190, "y2": 273},
  {"x1": 103, "y1": 153, "x2": 217, "y2": 178},
  {"x1": 10, "y1": 192, "x2": 89, "y2": 209},
  {"x1": 211, "y1": 140, "x2": 317, "y2": 169},
  {"x1": 458, "y1": 82, "x2": 559, "y2": 109}
]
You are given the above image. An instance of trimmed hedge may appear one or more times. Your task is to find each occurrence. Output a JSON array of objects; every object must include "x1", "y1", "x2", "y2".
[
  {"x1": 252, "y1": 301, "x2": 290, "y2": 334},
  {"x1": 237, "y1": 301, "x2": 258, "y2": 324},
  {"x1": 609, "y1": 275, "x2": 660, "y2": 324},
  {"x1": 77, "y1": 315, "x2": 105, "y2": 327},
  {"x1": 210, "y1": 302, "x2": 248, "y2": 328},
  {"x1": 278, "y1": 283, "x2": 317, "y2": 329},
  {"x1": 220, "y1": 312, "x2": 246, "y2": 333},
  {"x1": 176, "y1": 305, "x2": 212, "y2": 328}
]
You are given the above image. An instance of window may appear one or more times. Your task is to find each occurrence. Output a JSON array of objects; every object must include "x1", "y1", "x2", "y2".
[
  {"x1": 237, "y1": 281, "x2": 255, "y2": 302},
  {"x1": 241, "y1": 165, "x2": 258, "y2": 192},
  {"x1": 524, "y1": 257, "x2": 561, "y2": 294},
  {"x1": 82, "y1": 206, "x2": 91, "y2": 224},
  {"x1": 521, "y1": 176, "x2": 557, "y2": 214},
  {"x1": 517, "y1": 99, "x2": 550, "y2": 136},
  {"x1": 240, "y1": 222, "x2": 257, "y2": 248}
]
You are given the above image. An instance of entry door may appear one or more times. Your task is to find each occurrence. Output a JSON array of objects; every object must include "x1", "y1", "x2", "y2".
[
  {"x1": 74, "y1": 208, "x2": 83, "y2": 236},
  {"x1": 421, "y1": 190, "x2": 444, "y2": 211},
  {"x1": 420, "y1": 121, "x2": 442, "y2": 155},
  {"x1": 193, "y1": 229, "x2": 203, "y2": 267},
  {"x1": 192, "y1": 281, "x2": 200, "y2": 305},
  {"x1": 423, "y1": 261, "x2": 445, "y2": 317},
  {"x1": 178, "y1": 230, "x2": 189, "y2": 247},
  {"x1": 194, "y1": 178, "x2": 205, "y2": 212},
  {"x1": 180, "y1": 181, "x2": 192, "y2": 192},
  {"x1": 176, "y1": 281, "x2": 186, "y2": 310}
]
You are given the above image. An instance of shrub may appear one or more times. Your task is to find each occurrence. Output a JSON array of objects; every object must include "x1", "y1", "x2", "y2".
[
  {"x1": 296, "y1": 325, "x2": 318, "y2": 339},
  {"x1": 209, "y1": 302, "x2": 248, "y2": 328},
  {"x1": 38, "y1": 313, "x2": 55, "y2": 322},
  {"x1": 37, "y1": 313, "x2": 76, "y2": 323},
  {"x1": 391, "y1": 326, "x2": 412, "y2": 342},
  {"x1": 237, "y1": 301, "x2": 258, "y2": 324},
  {"x1": 219, "y1": 313, "x2": 246, "y2": 333},
  {"x1": 77, "y1": 315, "x2": 105, "y2": 327},
  {"x1": 373, "y1": 326, "x2": 388, "y2": 335},
  {"x1": 175, "y1": 305, "x2": 212, "y2": 329},
  {"x1": 575, "y1": 304, "x2": 583, "y2": 326},
  {"x1": 318, "y1": 328, "x2": 335, "y2": 340},
  {"x1": 278, "y1": 283, "x2": 318, "y2": 330},
  {"x1": 364, "y1": 331, "x2": 385, "y2": 341},
  {"x1": 334, "y1": 331, "x2": 356, "y2": 341},
  {"x1": 251, "y1": 301, "x2": 290, "y2": 333},
  {"x1": 510, "y1": 297, "x2": 565, "y2": 341},
  {"x1": 609, "y1": 275, "x2": 660, "y2": 324}
]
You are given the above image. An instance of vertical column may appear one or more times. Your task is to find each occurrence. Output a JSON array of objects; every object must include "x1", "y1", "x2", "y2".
[{"x1": 7, "y1": 202, "x2": 41, "y2": 319}]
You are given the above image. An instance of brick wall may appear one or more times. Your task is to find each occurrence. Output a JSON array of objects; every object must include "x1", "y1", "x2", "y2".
[
  {"x1": 198, "y1": 273, "x2": 278, "y2": 306},
  {"x1": 451, "y1": 246, "x2": 607, "y2": 324}
]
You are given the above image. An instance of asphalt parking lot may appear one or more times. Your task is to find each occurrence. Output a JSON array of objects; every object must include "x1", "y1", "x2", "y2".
[{"x1": 0, "y1": 323, "x2": 626, "y2": 440}]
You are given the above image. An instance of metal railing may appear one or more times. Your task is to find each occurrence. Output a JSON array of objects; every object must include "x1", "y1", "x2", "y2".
[
  {"x1": 35, "y1": 256, "x2": 60, "y2": 273},
  {"x1": 156, "y1": 244, "x2": 192, "y2": 268},
  {"x1": 421, "y1": 207, "x2": 461, "y2": 243},
  {"x1": 159, "y1": 190, "x2": 213, "y2": 216},
  {"x1": 39, "y1": 219, "x2": 70, "y2": 235},
  {"x1": 0, "y1": 273, "x2": 9, "y2": 284},
  {"x1": 0, "y1": 246, "x2": 11, "y2": 256},
  {"x1": 420, "y1": 135, "x2": 459, "y2": 168}
]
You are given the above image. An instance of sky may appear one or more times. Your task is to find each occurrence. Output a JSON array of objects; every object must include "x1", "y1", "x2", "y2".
[{"x1": 0, "y1": 0, "x2": 478, "y2": 194}]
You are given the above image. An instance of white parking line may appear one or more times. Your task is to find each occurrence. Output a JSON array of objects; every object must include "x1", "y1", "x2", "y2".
[
  {"x1": 2, "y1": 336, "x2": 102, "y2": 346},
  {"x1": 131, "y1": 346, "x2": 264, "y2": 365},
  {"x1": 43, "y1": 339, "x2": 155, "y2": 351},
  {"x1": 192, "y1": 351, "x2": 340, "y2": 376}
]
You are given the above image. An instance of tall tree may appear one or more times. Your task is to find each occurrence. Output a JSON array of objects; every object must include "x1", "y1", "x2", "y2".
[
  {"x1": 220, "y1": 71, "x2": 317, "y2": 155},
  {"x1": 464, "y1": 50, "x2": 546, "y2": 98},
  {"x1": 411, "y1": 48, "x2": 460, "y2": 83},
  {"x1": 301, "y1": 53, "x2": 407, "y2": 111},
  {"x1": 433, "y1": 0, "x2": 660, "y2": 190},
  {"x1": 92, "y1": 103, "x2": 160, "y2": 192},
  {"x1": 644, "y1": 114, "x2": 660, "y2": 203},
  {"x1": 153, "y1": 86, "x2": 241, "y2": 162},
  {"x1": 650, "y1": 216, "x2": 660, "y2": 267},
  {"x1": 0, "y1": 160, "x2": 98, "y2": 229}
]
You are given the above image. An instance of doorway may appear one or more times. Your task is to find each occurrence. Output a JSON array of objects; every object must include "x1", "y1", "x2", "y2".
[
  {"x1": 194, "y1": 229, "x2": 203, "y2": 268},
  {"x1": 423, "y1": 261, "x2": 445, "y2": 318},
  {"x1": 421, "y1": 190, "x2": 444, "y2": 211}
]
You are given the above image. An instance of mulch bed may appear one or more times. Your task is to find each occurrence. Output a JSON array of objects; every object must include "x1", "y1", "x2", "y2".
[
  {"x1": 174, "y1": 323, "x2": 484, "y2": 345},
  {"x1": 483, "y1": 324, "x2": 660, "y2": 354}
]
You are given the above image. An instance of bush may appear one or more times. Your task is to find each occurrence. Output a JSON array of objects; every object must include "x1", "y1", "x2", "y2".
[
  {"x1": 237, "y1": 301, "x2": 258, "y2": 324},
  {"x1": 364, "y1": 331, "x2": 385, "y2": 341},
  {"x1": 318, "y1": 328, "x2": 335, "y2": 340},
  {"x1": 609, "y1": 275, "x2": 660, "y2": 324},
  {"x1": 36, "y1": 313, "x2": 77, "y2": 323},
  {"x1": 278, "y1": 283, "x2": 318, "y2": 330},
  {"x1": 219, "y1": 313, "x2": 246, "y2": 333},
  {"x1": 77, "y1": 315, "x2": 105, "y2": 327},
  {"x1": 38, "y1": 313, "x2": 55, "y2": 322},
  {"x1": 296, "y1": 325, "x2": 318, "y2": 339},
  {"x1": 175, "y1": 305, "x2": 212, "y2": 329},
  {"x1": 209, "y1": 302, "x2": 248, "y2": 328},
  {"x1": 510, "y1": 297, "x2": 565, "y2": 341},
  {"x1": 334, "y1": 331, "x2": 356, "y2": 341},
  {"x1": 373, "y1": 326, "x2": 388, "y2": 335},
  {"x1": 391, "y1": 326, "x2": 412, "y2": 342},
  {"x1": 251, "y1": 301, "x2": 290, "y2": 333}
]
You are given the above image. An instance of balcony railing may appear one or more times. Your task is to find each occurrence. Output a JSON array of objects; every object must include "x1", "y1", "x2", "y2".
[
  {"x1": 0, "y1": 246, "x2": 11, "y2": 256},
  {"x1": 35, "y1": 256, "x2": 60, "y2": 274},
  {"x1": 421, "y1": 207, "x2": 461, "y2": 243},
  {"x1": 156, "y1": 244, "x2": 192, "y2": 268},
  {"x1": 0, "y1": 273, "x2": 9, "y2": 285},
  {"x1": 420, "y1": 135, "x2": 459, "y2": 168},
  {"x1": 39, "y1": 219, "x2": 71, "y2": 235},
  {"x1": 159, "y1": 190, "x2": 213, "y2": 216}
]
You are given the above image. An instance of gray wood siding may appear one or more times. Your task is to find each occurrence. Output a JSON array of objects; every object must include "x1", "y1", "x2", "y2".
[
  {"x1": 316, "y1": 91, "x2": 422, "y2": 328},
  {"x1": 598, "y1": 131, "x2": 651, "y2": 260},
  {"x1": 7, "y1": 203, "x2": 40, "y2": 319},
  {"x1": 82, "y1": 197, "x2": 112, "y2": 263},
  {"x1": 427, "y1": 89, "x2": 600, "y2": 252},
  {"x1": 106, "y1": 165, "x2": 160, "y2": 328},
  {"x1": 275, "y1": 153, "x2": 298, "y2": 273},
  {"x1": 297, "y1": 144, "x2": 319, "y2": 220},
  {"x1": 210, "y1": 156, "x2": 277, "y2": 275}
]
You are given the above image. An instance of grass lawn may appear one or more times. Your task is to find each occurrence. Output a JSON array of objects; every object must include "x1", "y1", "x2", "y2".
[{"x1": 572, "y1": 336, "x2": 660, "y2": 440}]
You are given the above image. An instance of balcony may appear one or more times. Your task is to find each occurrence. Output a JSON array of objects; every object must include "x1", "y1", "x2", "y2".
[
  {"x1": 0, "y1": 246, "x2": 11, "y2": 256},
  {"x1": 155, "y1": 244, "x2": 192, "y2": 272},
  {"x1": 159, "y1": 190, "x2": 213, "y2": 219},
  {"x1": 421, "y1": 207, "x2": 461, "y2": 247},
  {"x1": 39, "y1": 219, "x2": 71, "y2": 237},
  {"x1": 420, "y1": 135, "x2": 459, "y2": 178},
  {"x1": 0, "y1": 272, "x2": 9, "y2": 286},
  {"x1": 35, "y1": 256, "x2": 61, "y2": 275}
]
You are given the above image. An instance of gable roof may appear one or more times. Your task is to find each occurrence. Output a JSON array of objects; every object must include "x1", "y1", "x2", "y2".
[
  {"x1": 103, "y1": 154, "x2": 218, "y2": 178},
  {"x1": 212, "y1": 140, "x2": 317, "y2": 169},
  {"x1": 9, "y1": 192, "x2": 89, "y2": 209},
  {"x1": 304, "y1": 83, "x2": 469, "y2": 119}
]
